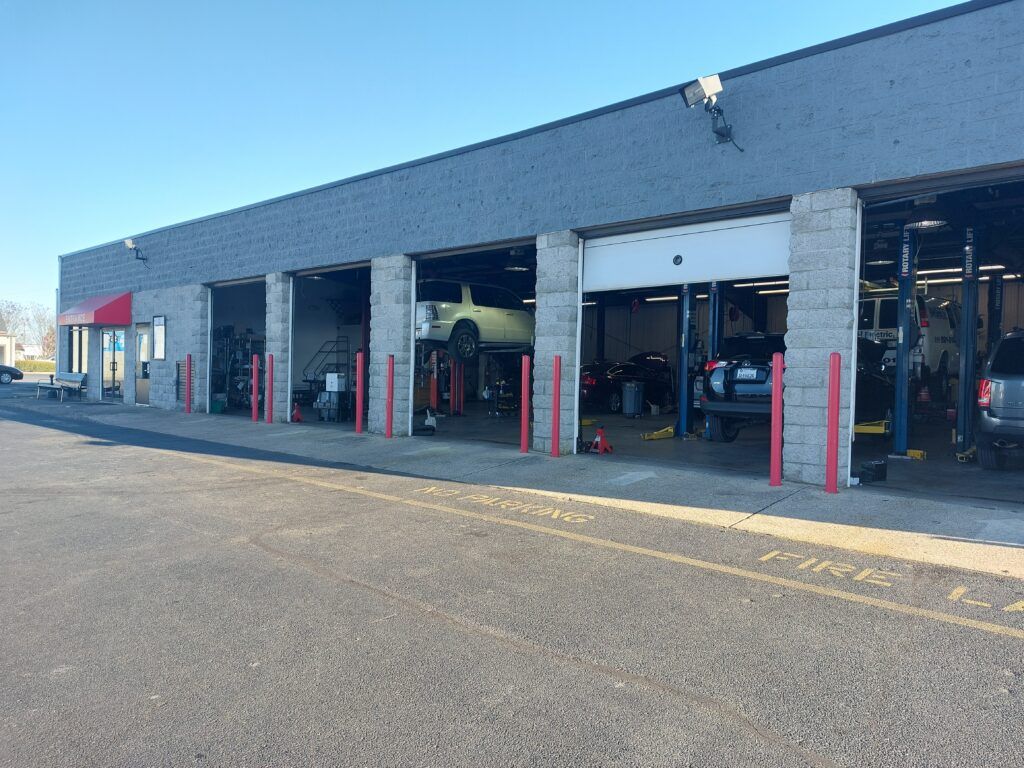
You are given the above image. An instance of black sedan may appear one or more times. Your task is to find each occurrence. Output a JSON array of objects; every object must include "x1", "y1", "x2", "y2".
[
  {"x1": 0, "y1": 365, "x2": 24, "y2": 385},
  {"x1": 580, "y1": 359, "x2": 674, "y2": 413},
  {"x1": 700, "y1": 334, "x2": 894, "y2": 441}
]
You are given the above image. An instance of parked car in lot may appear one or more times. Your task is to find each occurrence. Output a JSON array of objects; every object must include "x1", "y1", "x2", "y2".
[
  {"x1": 699, "y1": 334, "x2": 894, "y2": 441},
  {"x1": 415, "y1": 280, "x2": 534, "y2": 362},
  {"x1": 976, "y1": 330, "x2": 1024, "y2": 470},
  {"x1": 858, "y1": 293, "x2": 960, "y2": 390},
  {"x1": 0, "y1": 364, "x2": 24, "y2": 385},
  {"x1": 580, "y1": 358, "x2": 674, "y2": 413}
]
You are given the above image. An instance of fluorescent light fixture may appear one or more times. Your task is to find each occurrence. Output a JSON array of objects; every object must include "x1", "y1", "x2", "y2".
[
  {"x1": 917, "y1": 264, "x2": 1005, "y2": 276},
  {"x1": 504, "y1": 266, "x2": 530, "y2": 272},
  {"x1": 696, "y1": 294, "x2": 709, "y2": 300},
  {"x1": 757, "y1": 289, "x2": 789, "y2": 295},
  {"x1": 865, "y1": 259, "x2": 894, "y2": 266},
  {"x1": 522, "y1": 298, "x2": 536, "y2": 304},
  {"x1": 732, "y1": 280, "x2": 789, "y2": 288},
  {"x1": 581, "y1": 300, "x2": 596, "y2": 306},
  {"x1": 645, "y1": 295, "x2": 678, "y2": 302}
]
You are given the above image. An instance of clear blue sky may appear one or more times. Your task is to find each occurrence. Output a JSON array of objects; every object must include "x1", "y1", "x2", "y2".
[{"x1": 1, "y1": 0, "x2": 949, "y2": 309}]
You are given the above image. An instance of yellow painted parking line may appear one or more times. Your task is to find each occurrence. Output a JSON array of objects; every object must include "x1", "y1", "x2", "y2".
[{"x1": 172, "y1": 451, "x2": 1024, "y2": 642}]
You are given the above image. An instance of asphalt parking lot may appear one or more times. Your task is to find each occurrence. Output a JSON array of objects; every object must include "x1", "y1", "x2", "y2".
[{"x1": 1, "y1": 400, "x2": 1022, "y2": 767}]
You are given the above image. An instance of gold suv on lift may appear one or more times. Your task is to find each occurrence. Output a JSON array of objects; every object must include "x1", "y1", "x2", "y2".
[{"x1": 415, "y1": 280, "x2": 535, "y2": 362}]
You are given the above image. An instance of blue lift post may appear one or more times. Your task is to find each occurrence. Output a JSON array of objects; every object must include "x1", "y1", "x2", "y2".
[
  {"x1": 892, "y1": 227, "x2": 917, "y2": 456},
  {"x1": 708, "y1": 281, "x2": 724, "y2": 360},
  {"x1": 987, "y1": 273, "x2": 1003, "y2": 353},
  {"x1": 956, "y1": 226, "x2": 980, "y2": 454},
  {"x1": 677, "y1": 283, "x2": 695, "y2": 436}
]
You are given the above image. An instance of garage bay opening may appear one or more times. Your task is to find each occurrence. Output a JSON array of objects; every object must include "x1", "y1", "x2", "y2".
[
  {"x1": 209, "y1": 279, "x2": 267, "y2": 416},
  {"x1": 853, "y1": 179, "x2": 1024, "y2": 502},
  {"x1": 290, "y1": 265, "x2": 370, "y2": 427},
  {"x1": 412, "y1": 244, "x2": 536, "y2": 446}
]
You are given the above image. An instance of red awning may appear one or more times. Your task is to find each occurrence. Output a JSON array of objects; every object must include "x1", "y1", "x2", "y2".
[{"x1": 58, "y1": 292, "x2": 132, "y2": 326}]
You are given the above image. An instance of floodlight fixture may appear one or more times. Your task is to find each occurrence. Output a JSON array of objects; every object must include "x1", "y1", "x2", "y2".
[{"x1": 680, "y1": 75, "x2": 723, "y2": 109}]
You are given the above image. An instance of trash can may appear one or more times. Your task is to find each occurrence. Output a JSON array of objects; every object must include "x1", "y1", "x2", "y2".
[{"x1": 622, "y1": 381, "x2": 645, "y2": 418}]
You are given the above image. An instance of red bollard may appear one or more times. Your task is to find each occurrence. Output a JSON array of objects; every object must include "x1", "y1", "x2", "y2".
[
  {"x1": 458, "y1": 362, "x2": 465, "y2": 415},
  {"x1": 825, "y1": 352, "x2": 841, "y2": 493},
  {"x1": 551, "y1": 355, "x2": 561, "y2": 457},
  {"x1": 355, "y1": 350, "x2": 365, "y2": 434},
  {"x1": 251, "y1": 354, "x2": 259, "y2": 422},
  {"x1": 429, "y1": 351, "x2": 438, "y2": 410},
  {"x1": 520, "y1": 354, "x2": 531, "y2": 453},
  {"x1": 184, "y1": 353, "x2": 192, "y2": 414},
  {"x1": 769, "y1": 352, "x2": 784, "y2": 486},
  {"x1": 385, "y1": 354, "x2": 395, "y2": 438},
  {"x1": 266, "y1": 353, "x2": 274, "y2": 423}
]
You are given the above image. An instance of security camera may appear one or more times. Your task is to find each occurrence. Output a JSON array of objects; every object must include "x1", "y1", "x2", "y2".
[
  {"x1": 680, "y1": 74, "x2": 723, "y2": 109},
  {"x1": 124, "y1": 238, "x2": 136, "y2": 250}
]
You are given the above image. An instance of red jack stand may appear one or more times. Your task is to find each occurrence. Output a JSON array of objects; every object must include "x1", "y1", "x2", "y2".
[
  {"x1": 291, "y1": 401, "x2": 303, "y2": 423},
  {"x1": 594, "y1": 426, "x2": 613, "y2": 454}
]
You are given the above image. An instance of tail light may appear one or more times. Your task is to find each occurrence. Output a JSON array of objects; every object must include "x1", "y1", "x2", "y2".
[
  {"x1": 704, "y1": 360, "x2": 720, "y2": 372},
  {"x1": 581, "y1": 374, "x2": 597, "y2": 387},
  {"x1": 918, "y1": 303, "x2": 929, "y2": 328},
  {"x1": 978, "y1": 378, "x2": 992, "y2": 408},
  {"x1": 424, "y1": 304, "x2": 438, "y2": 321}
]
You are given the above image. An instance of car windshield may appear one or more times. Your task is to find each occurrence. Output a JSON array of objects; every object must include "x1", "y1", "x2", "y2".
[
  {"x1": 990, "y1": 338, "x2": 1024, "y2": 375},
  {"x1": 418, "y1": 281, "x2": 462, "y2": 303},
  {"x1": 720, "y1": 336, "x2": 786, "y2": 358}
]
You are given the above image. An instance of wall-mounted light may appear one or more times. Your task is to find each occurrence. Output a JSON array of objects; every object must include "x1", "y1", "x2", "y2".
[
  {"x1": 679, "y1": 73, "x2": 744, "y2": 152},
  {"x1": 124, "y1": 238, "x2": 148, "y2": 267}
]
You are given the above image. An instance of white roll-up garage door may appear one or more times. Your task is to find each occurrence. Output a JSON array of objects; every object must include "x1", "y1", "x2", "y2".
[{"x1": 583, "y1": 212, "x2": 791, "y2": 293}]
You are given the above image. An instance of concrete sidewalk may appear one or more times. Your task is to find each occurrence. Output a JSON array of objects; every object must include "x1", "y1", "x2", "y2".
[{"x1": 7, "y1": 397, "x2": 1023, "y2": 580}]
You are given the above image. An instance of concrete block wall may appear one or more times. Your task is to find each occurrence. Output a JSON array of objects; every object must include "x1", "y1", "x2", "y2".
[
  {"x1": 784, "y1": 188, "x2": 859, "y2": 485},
  {"x1": 532, "y1": 231, "x2": 580, "y2": 455},
  {"x1": 368, "y1": 254, "x2": 412, "y2": 436},
  {"x1": 126, "y1": 285, "x2": 210, "y2": 410},
  {"x1": 265, "y1": 273, "x2": 292, "y2": 422},
  {"x1": 59, "y1": 2, "x2": 1024, "y2": 306},
  {"x1": 85, "y1": 329, "x2": 102, "y2": 400}
]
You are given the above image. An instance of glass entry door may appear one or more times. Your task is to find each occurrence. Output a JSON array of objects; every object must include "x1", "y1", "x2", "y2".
[
  {"x1": 101, "y1": 328, "x2": 125, "y2": 400},
  {"x1": 135, "y1": 323, "x2": 151, "y2": 405}
]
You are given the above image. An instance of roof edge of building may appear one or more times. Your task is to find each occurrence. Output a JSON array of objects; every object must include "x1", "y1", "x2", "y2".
[{"x1": 59, "y1": 0, "x2": 1011, "y2": 261}]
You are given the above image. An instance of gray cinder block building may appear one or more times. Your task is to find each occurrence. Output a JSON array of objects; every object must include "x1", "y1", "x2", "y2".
[{"x1": 57, "y1": 1, "x2": 1024, "y2": 486}]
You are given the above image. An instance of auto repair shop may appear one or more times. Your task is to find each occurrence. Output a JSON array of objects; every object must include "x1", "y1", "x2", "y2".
[{"x1": 56, "y1": 0, "x2": 1024, "y2": 499}]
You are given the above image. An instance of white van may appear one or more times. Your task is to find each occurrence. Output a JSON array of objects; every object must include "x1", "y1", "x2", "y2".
[{"x1": 857, "y1": 293, "x2": 960, "y2": 387}]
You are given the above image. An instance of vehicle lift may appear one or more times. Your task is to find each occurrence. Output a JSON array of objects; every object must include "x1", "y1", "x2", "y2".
[
  {"x1": 955, "y1": 225, "x2": 980, "y2": 462},
  {"x1": 676, "y1": 283, "x2": 697, "y2": 437}
]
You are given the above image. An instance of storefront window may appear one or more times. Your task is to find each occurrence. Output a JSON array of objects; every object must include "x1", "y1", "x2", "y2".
[
  {"x1": 68, "y1": 326, "x2": 89, "y2": 374},
  {"x1": 153, "y1": 316, "x2": 166, "y2": 360}
]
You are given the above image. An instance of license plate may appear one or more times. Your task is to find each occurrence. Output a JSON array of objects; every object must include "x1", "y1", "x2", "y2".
[{"x1": 736, "y1": 367, "x2": 758, "y2": 380}]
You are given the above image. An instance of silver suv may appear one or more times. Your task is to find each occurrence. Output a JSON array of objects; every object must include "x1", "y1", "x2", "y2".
[
  {"x1": 977, "y1": 330, "x2": 1024, "y2": 470},
  {"x1": 415, "y1": 280, "x2": 535, "y2": 362}
]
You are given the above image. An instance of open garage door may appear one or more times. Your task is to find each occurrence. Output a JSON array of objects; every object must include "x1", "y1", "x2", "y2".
[
  {"x1": 854, "y1": 178, "x2": 1024, "y2": 503},
  {"x1": 580, "y1": 213, "x2": 791, "y2": 473},
  {"x1": 411, "y1": 243, "x2": 537, "y2": 447}
]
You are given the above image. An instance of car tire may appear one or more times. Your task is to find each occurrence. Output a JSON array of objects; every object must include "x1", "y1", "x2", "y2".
[
  {"x1": 0, "y1": 372, "x2": 12, "y2": 385},
  {"x1": 448, "y1": 324, "x2": 479, "y2": 362},
  {"x1": 977, "y1": 440, "x2": 1006, "y2": 470},
  {"x1": 708, "y1": 414, "x2": 739, "y2": 442},
  {"x1": 608, "y1": 391, "x2": 622, "y2": 413}
]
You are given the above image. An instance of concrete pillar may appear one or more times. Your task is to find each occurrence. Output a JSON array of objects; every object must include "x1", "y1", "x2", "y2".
[
  {"x1": 784, "y1": 188, "x2": 859, "y2": 485},
  {"x1": 532, "y1": 230, "x2": 580, "y2": 455},
  {"x1": 266, "y1": 273, "x2": 292, "y2": 422},
  {"x1": 86, "y1": 327, "x2": 103, "y2": 400},
  {"x1": 369, "y1": 254, "x2": 413, "y2": 436}
]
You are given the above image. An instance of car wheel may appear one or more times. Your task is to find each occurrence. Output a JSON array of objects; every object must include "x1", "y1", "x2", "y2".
[
  {"x1": 708, "y1": 414, "x2": 739, "y2": 442},
  {"x1": 448, "y1": 324, "x2": 478, "y2": 362},
  {"x1": 608, "y1": 391, "x2": 622, "y2": 413},
  {"x1": 977, "y1": 440, "x2": 1006, "y2": 470},
  {"x1": 0, "y1": 372, "x2": 12, "y2": 385}
]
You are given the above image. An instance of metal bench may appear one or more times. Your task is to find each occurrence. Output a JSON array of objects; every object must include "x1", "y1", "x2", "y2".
[{"x1": 36, "y1": 372, "x2": 87, "y2": 402}]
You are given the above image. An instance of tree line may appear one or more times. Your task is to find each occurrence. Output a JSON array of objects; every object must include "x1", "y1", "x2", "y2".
[{"x1": 0, "y1": 300, "x2": 56, "y2": 358}]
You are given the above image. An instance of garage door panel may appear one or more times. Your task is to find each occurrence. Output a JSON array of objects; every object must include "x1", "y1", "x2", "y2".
[{"x1": 583, "y1": 213, "x2": 791, "y2": 293}]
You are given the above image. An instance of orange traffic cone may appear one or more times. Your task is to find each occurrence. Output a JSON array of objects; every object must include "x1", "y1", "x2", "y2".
[{"x1": 291, "y1": 401, "x2": 303, "y2": 422}]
